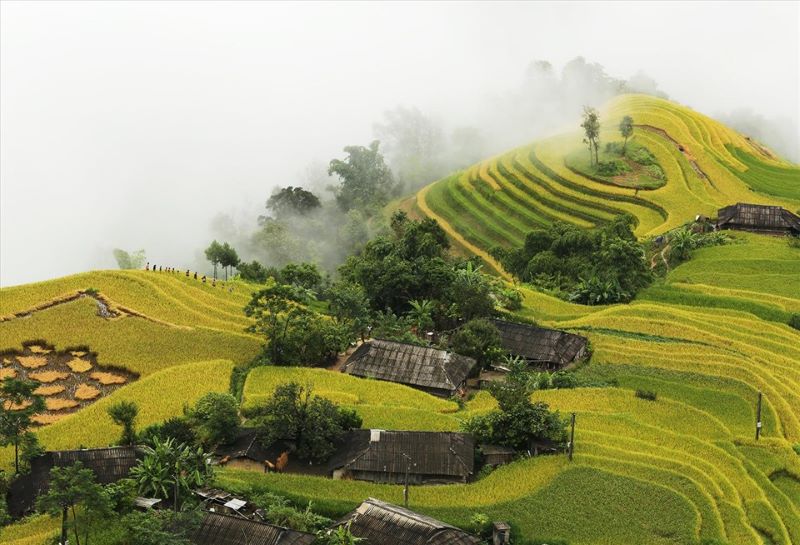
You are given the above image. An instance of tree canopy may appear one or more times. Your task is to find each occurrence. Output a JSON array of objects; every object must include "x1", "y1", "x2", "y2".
[
  {"x1": 0, "y1": 378, "x2": 45, "y2": 474},
  {"x1": 266, "y1": 186, "x2": 321, "y2": 218},
  {"x1": 329, "y1": 140, "x2": 397, "y2": 214},
  {"x1": 250, "y1": 382, "x2": 362, "y2": 463},
  {"x1": 491, "y1": 215, "x2": 651, "y2": 304}
]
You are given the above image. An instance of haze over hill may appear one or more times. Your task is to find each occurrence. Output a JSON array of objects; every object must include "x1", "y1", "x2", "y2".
[{"x1": 1, "y1": 1, "x2": 798, "y2": 286}]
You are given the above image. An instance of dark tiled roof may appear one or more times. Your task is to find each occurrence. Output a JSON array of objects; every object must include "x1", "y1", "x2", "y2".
[
  {"x1": 46, "y1": 446, "x2": 139, "y2": 483},
  {"x1": 8, "y1": 446, "x2": 139, "y2": 517},
  {"x1": 329, "y1": 430, "x2": 474, "y2": 479},
  {"x1": 215, "y1": 429, "x2": 273, "y2": 462},
  {"x1": 343, "y1": 340, "x2": 476, "y2": 394},
  {"x1": 717, "y1": 203, "x2": 800, "y2": 232},
  {"x1": 491, "y1": 319, "x2": 588, "y2": 367},
  {"x1": 192, "y1": 512, "x2": 315, "y2": 545},
  {"x1": 335, "y1": 498, "x2": 481, "y2": 545}
]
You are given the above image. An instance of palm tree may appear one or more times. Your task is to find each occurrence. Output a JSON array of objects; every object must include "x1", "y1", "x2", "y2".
[{"x1": 407, "y1": 299, "x2": 435, "y2": 335}]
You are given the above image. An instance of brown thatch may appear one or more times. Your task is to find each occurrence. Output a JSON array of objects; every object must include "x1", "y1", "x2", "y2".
[
  {"x1": 342, "y1": 340, "x2": 476, "y2": 397},
  {"x1": 717, "y1": 203, "x2": 800, "y2": 235},
  {"x1": 7, "y1": 446, "x2": 139, "y2": 518},
  {"x1": 491, "y1": 319, "x2": 588, "y2": 369},
  {"x1": 329, "y1": 430, "x2": 474, "y2": 484},
  {"x1": 192, "y1": 512, "x2": 315, "y2": 545},
  {"x1": 333, "y1": 498, "x2": 481, "y2": 545}
]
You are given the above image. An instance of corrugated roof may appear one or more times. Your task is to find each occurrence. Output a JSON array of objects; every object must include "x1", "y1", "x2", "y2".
[
  {"x1": 717, "y1": 203, "x2": 800, "y2": 233},
  {"x1": 335, "y1": 498, "x2": 481, "y2": 545},
  {"x1": 192, "y1": 512, "x2": 315, "y2": 545},
  {"x1": 330, "y1": 430, "x2": 474, "y2": 479},
  {"x1": 491, "y1": 319, "x2": 588, "y2": 367},
  {"x1": 342, "y1": 340, "x2": 476, "y2": 394}
]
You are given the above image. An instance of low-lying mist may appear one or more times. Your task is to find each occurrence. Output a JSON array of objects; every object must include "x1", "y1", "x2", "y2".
[{"x1": 1, "y1": 1, "x2": 796, "y2": 286}]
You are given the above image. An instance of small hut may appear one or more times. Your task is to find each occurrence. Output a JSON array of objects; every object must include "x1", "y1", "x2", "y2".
[
  {"x1": 329, "y1": 429, "x2": 474, "y2": 484},
  {"x1": 491, "y1": 319, "x2": 589, "y2": 370},
  {"x1": 716, "y1": 203, "x2": 800, "y2": 235},
  {"x1": 342, "y1": 340, "x2": 477, "y2": 397},
  {"x1": 7, "y1": 446, "x2": 139, "y2": 518},
  {"x1": 191, "y1": 512, "x2": 315, "y2": 545},
  {"x1": 332, "y1": 498, "x2": 481, "y2": 545}
]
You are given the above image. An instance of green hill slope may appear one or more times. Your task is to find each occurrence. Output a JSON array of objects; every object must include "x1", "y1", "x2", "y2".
[{"x1": 2, "y1": 95, "x2": 799, "y2": 545}]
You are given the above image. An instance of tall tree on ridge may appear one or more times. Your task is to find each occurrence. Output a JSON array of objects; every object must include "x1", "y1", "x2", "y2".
[{"x1": 581, "y1": 106, "x2": 601, "y2": 165}]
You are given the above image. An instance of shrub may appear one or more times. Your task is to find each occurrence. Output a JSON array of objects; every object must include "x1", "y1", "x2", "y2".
[
  {"x1": 788, "y1": 236, "x2": 800, "y2": 249},
  {"x1": 597, "y1": 159, "x2": 630, "y2": 176},
  {"x1": 788, "y1": 314, "x2": 800, "y2": 331},
  {"x1": 635, "y1": 389, "x2": 658, "y2": 401},
  {"x1": 629, "y1": 147, "x2": 657, "y2": 166},
  {"x1": 644, "y1": 164, "x2": 666, "y2": 180},
  {"x1": 793, "y1": 444, "x2": 800, "y2": 455},
  {"x1": 468, "y1": 513, "x2": 492, "y2": 538},
  {"x1": 551, "y1": 371, "x2": 579, "y2": 389}
]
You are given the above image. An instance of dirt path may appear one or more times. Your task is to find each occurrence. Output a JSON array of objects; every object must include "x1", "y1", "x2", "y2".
[
  {"x1": 650, "y1": 244, "x2": 671, "y2": 271},
  {"x1": 416, "y1": 183, "x2": 512, "y2": 281},
  {"x1": 635, "y1": 124, "x2": 718, "y2": 189}
]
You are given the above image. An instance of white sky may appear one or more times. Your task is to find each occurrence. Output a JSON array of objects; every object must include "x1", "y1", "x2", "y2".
[{"x1": 1, "y1": 1, "x2": 798, "y2": 286}]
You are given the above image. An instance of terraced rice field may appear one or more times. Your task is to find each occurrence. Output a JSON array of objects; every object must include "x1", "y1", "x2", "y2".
[
  {"x1": 421, "y1": 94, "x2": 800, "y2": 247},
  {"x1": 2, "y1": 94, "x2": 799, "y2": 544}
]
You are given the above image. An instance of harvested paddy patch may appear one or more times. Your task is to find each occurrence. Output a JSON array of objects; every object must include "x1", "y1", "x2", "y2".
[
  {"x1": 29, "y1": 370, "x2": 69, "y2": 383},
  {"x1": 17, "y1": 355, "x2": 48, "y2": 368},
  {"x1": 34, "y1": 385, "x2": 66, "y2": 396},
  {"x1": 45, "y1": 398, "x2": 79, "y2": 411},
  {"x1": 67, "y1": 358, "x2": 92, "y2": 373},
  {"x1": 74, "y1": 384, "x2": 101, "y2": 400},
  {"x1": 0, "y1": 342, "x2": 137, "y2": 425},
  {"x1": 90, "y1": 372, "x2": 127, "y2": 385}
]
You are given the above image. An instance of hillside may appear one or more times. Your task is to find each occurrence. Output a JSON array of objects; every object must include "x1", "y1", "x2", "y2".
[{"x1": 2, "y1": 95, "x2": 800, "y2": 545}]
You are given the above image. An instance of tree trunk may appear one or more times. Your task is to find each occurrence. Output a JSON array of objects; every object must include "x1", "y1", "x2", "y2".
[
  {"x1": 71, "y1": 505, "x2": 81, "y2": 545},
  {"x1": 213, "y1": 262, "x2": 217, "y2": 280},
  {"x1": 61, "y1": 507, "x2": 69, "y2": 545}
]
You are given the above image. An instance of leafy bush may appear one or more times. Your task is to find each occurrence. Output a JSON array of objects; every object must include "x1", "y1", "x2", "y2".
[
  {"x1": 468, "y1": 513, "x2": 492, "y2": 538},
  {"x1": 635, "y1": 389, "x2": 658, "y2": 401},
  {"x1": 788, "y1": 236, "x2": 800, "y2": 249},
  {"x1": 629, "y1": 147, "x2": 657, "y2": 166},
  {"x1": 139, "y1": 417, "x2": 197, "y2": 448},
  {"x1": 793, "y1": 443, "x2": 800, "y2": 456},
  {"x1": 644, "y1": 164, "x2": 666, "y2": 180},
  {"x1": 596, "y1": 159, "x2": 630, "y2": 176}
]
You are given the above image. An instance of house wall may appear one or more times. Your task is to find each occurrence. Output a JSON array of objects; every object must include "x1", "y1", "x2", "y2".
[
  {"x1": 349, "y1": 470, "x2": 466, "y2": 484},
  {"x1": 225, "y1": 458, "x2": 265, "y2": 473}
]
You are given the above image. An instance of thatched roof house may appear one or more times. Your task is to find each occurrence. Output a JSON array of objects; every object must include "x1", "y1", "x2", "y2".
[
  {"x1": 7, "y1": 446, "x2": 139, "y2": 518},
  {"x1": 342, "y1": 340, "x2": 477, "y2": 397},
  {"x1": 491, "y1": 319, "x2": 588, "y2": 369},
  {"x1": 329, "y1": 430, "x2": 474, "y2": 484},
  {"x1": 717, "y1": 203, "x2": 800, "y2": 235},
  {"x1": 192, "y1": 512, "x2": 315, "y2": 545},
  {"x1": 333, "y1": 498, "x2": 481, "y2": 545}
]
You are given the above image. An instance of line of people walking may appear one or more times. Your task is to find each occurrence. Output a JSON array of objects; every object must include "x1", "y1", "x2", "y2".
[{"x1": 144, "y1": 262, "x2": 234, "y2": 292}]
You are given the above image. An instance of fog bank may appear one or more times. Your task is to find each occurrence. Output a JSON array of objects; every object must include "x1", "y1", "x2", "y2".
[{"x1": 1, "y1": 1, "x2": 797, "y2": 286}]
